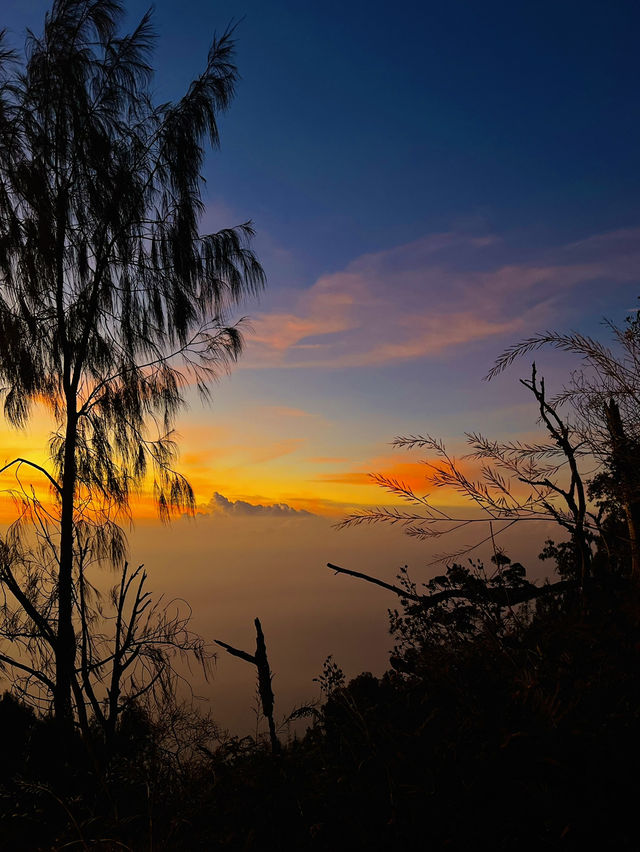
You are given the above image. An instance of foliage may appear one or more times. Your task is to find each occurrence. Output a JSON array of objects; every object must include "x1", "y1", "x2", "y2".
[
  {"x1": 387, "y1": 555, "x2": 531, "y2": 660},
  {"x1": 313, "y1": 654, "x2": 346, "y2": 699}
]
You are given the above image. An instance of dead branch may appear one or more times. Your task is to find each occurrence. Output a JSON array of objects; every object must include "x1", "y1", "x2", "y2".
[{"x1": 215, "y1": 618, "x2": 280, "y2": 754}]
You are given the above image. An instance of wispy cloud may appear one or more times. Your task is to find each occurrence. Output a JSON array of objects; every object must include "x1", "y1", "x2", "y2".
[
  {"x1": 243, "y1": 227, "x2": 640, "y2": 369},
  {"x1": 241, "y1": 438, "x2": 306, "y2": 464},
  {"x1": 312, "y1": 456, "x2": 435, "y2": 498},
  {"x1": 312, "y1": 471, "x2": 373, "y2": 486},
  {"x1": 312, "y1": 449, "x2": 536, "y2": 511}
]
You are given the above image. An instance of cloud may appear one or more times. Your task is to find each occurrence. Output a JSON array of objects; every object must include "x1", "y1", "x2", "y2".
[
  {"x1": 311, "y1": 449, "x2": 532, "y2": 511},
  {"x1": 199, "y1": 492, "x2": 315, "y2": 518},
  {"x1": 242, "y1": 227, "x2": 640, "y2": 369},
  {"x1": 313, "y1": 456, "x2": 433, "y2": 494},
  {"x1": 241, "y1": 438, "x2": 306, "y2": 464}
]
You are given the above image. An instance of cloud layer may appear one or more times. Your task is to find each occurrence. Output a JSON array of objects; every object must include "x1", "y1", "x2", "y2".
[
  {"x1": 244, "y1": 227, "x2": 640, "y2": 369},
  {"x1": 199, "y1": 492, "x2": 315, "y2": 518}
]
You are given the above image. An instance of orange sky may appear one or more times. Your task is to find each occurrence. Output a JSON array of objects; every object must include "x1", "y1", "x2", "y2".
[{"x1": 0, "y1": 398, "x2": 532, "y2": 525}]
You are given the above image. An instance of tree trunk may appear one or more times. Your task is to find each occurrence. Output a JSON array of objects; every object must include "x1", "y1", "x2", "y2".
[
  {"x1": 55, "y1": 405, "x2": 78, "y2": 726},
  {"x1": 254, "y1": 618, "x2": 280, "y2": 755},
  {"x1": 574, "y1": 523, "x2": 592, "y2": 586}
]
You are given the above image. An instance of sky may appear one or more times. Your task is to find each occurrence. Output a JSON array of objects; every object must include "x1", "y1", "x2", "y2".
[{"x1": 1, "y1": 0, "x2": 639, "y2": 733}]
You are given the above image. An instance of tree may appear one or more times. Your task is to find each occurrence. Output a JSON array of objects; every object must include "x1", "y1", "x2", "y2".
[
  {"x1": 337, "y1": 364, "x2": 599, "y2": 583},
  {"x1": 331, "y1": 312, "x2": 640, "y2": 617},
  {"x1": 488, "y1": 315, "x2": 640, "y2": 578},
  {"x1": 0, "y1": 0, "x2": 264, "y2": 727}
]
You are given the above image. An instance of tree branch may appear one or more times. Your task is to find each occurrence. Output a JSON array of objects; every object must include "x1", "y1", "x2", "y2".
[
  {"x1": 0, "y1": 458, "x2": 61, "y2": 494},
  {"x1": 326, "y1": 562, "x2": 575, "y2": 608}
]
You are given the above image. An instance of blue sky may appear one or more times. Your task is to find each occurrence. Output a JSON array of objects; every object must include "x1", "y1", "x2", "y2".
[{"x1": 7, "y1": 0, "x2": 639, "y2": 276}]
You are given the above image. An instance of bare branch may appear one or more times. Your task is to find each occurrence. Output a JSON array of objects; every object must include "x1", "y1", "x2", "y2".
[
  {"x1": 0, "y1": 458, "x2": 61, "y2": 494},
  {"x1": 327, "y1": 562, "x2": 575, "y2": 608}
]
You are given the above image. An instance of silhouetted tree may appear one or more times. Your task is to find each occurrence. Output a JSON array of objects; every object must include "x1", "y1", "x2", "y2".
[
  {"x1": 78, "y1": 562, "x2": 213, "y2": 745},
  {"x1": 338, "y1": 365, "x2": 598, "y2": 584},
  {"x1": 0, "y1": 0, "x2": 264, "y2": 727},
  {"x1": 488, "y1": 313, "x2": 640, "y2": 577}
]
